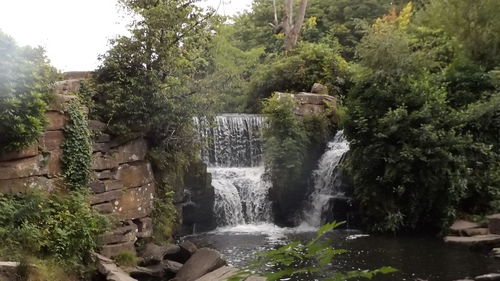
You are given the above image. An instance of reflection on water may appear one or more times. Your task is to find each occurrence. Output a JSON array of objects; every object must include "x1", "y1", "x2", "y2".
[{"x1": 186, "y1": 224, "x2": 500, "y2": 281}]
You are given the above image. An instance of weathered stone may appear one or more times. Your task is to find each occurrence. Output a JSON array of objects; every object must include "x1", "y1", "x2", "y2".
[
  {"x1": 111, "y1": 183, "x2": 155, "y2": 220},
  {"x1": 0, "y1": 155, "x2": 48, "y2": 180},
  {"x1": 47, "y1": 149, "x2": 63, "y2": 178},
  {"x1": 89, "y1": 120, "x2": 108, "y2": 131},
  {"x1": 91, "y1": 180, "x2": 124, "y2": 194},
  {"x1": 100, "y1": 241, "x2": 136, "y2": 258},
  {"x1": 94, "y1": 252, "x2": 137, "y2": 281},
  {"x1": 40, "y1": 130, "x2": 64, "y2": 151},
  {"x1": 135, "y1": 217, "x2": 153, "y2": 238},
  {"x1": 92, "y1": 152, "x2": 119, "y2": 171},
  {"x1": 109, "y1": 133, "x2": 143, "y2": 148},
  {"x1": 99, "y1": 223, "x2": 137, "y2": 245},
  {"x1": 488, "y1": 214, "x2": 500, "y2": 235},
  {"x1": 114, "y1": 139, "x2": 148, "y2": 164},
  {"x1": 163, "y1": 260, "x2": 183, "y2": 273},
  {"x1": 178, "y1": 240, "x2": 198, "y2": 263},
  {"x1": 139, "y1": 243, "x2": 174, "y2": 266},
  {"x1": 172, "y1": 248, "x2": 226, "y2": 281},
  {"x1": 94, "y1": 133, "x2": 111, "y2": 143},
  {"x1": 163, "y1": 245, "x2": 183, "y2": 262},
  {"x1": 93, "y1": 203, "x2": 114, "y2": 214},
  {"x1": 244, "y1": 276, "x2": 267, "y2": 281},
  {"x1": 311, "y1": 83, "x2": 328, "y2": 95},
  {"x1": 463, "y1": 228, "x2": 490, "y2": 237},
  {"x1": 91, "y1": 190, "x2": 123, "y2": 205},
  {"x1": 93, "y1": 142, "x2": 111, "y2": 153},
  {"x1": 444, "y1": 235, "x2": 500, "y2": 248},
  {"x1": 275, "y1": 92, "x2": 337, "y2": 116},
  {"x1": 475, "y1": 273, "x2": 500, "y2": 281},
  {"x1": 95, "y1": 169, "x2": 115, "y2": 180},
  {"x1": 130, "y1": 265, "x2": 167, "y2": 279},
  {"x1": 194, "y1": 266, "x2": 239, "y2": 281},
  {"x1": 0, "y1": 144, "x2": 38, "y2": 162},
  {"x1": 45, "y1": 111, "x2": 66, "y2": 131},
  {"x1": 47, "y1": 93, "x2": 77, "y2": 111},
  {"x1": 54, "y1": 79, "x2": 81, "y2": 95},
  {"x1": 115, "y1": 161, "x2": 154, "y2": 189},
  {"x1": 0, "y1": 262, "x2": 20, "y2": 281},
  {"x1": 450, "y1": 220, "x2": 481, "y2": 235},
  {"x1": 0, "y1": 176, "x2": 58, "y2": 193}
]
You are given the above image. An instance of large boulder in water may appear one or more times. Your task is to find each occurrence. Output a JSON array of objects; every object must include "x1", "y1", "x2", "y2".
[{"x1": 171, "y1": 248, "x2": 226, "y2": 281}]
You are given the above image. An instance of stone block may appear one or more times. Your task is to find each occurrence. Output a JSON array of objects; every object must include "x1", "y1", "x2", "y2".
[
  {"x1": 444, "y1": 234, "x2": 500, "y2": 248},
  {"x1": 98, "y1": 223, "x2": 137, "y2": 245},
  {"x1": 311, "y1": 83, "x2": 328, "y2": 95},
  {"x1": 114, "y1": 139, "x2": 148, "y2": 164},
  {"x1": 450, "y1": 220, "x2": 481, "y2": 235},
  {"x1": 47, "y1": 93, "x2": 77, "y2": 111},
  {"x1": 0, "y1": 176, "x2": 58, "y2": 193},
  {"x1": 92, "y1": 152, "x2": 119, "y2": 171},
  {"x1": 488, "y1": 214, "x2": 500, "y2": 235},
  {"x1": 194, "y1": 266, "x2": 239, "y2": 281},
  {"x1": 45, "y1": 111, "x2": 67, "y2": 131},
  {"x1": 93, "y1": 203, "x2": 114, "y2": 214},
  {"x1": 47, "y1": 149, "x2": 63, "y2": 178},
  {"x1": 93, "y1": 142, "x2": 111, "y2": 153},
  {"x1": 0, "y1": 144, "x2": 38, "y2": 162},
  {"x1": 100, "y1": 241, "x2": 136, "y2": 259},
  {"x1": 463, "y1": 228, "x2": 489, "y2": 237},
  {"x1": 94, "y1": 133, "x2": 111, "y2": 143},
  {"x1": 95, "y1": 169, "x2": 115, "y2": 180},
  {"x1": 111, "y1": 183, "x2": 155, "y2": 220},
  {"x1": 40, "y1": 130, "x2": 64, "y2": 151},
  {"x1": 295, "y1": 92, "x2": 336, "y2": 105},
  {"x1": 172, "y1": 248, "x2": 226, "y2": 281},
  {"x1": 54, "y1": 79, "x2": 81, "y2": 95},
  {"x1": 91, "y1": 190, "x2": 124, "y2": 205},
  {"x1": 0, "y1": 155, "x2": 48, "y2": 180},
  {"x1": 135, "y1": 217, "x2": 153, "y2": 238},
  {"x1": 90, "y1": 180, "x2": 124, "y2": 194},
  {"x1": 89, "y1": 120, "x2": 107, "y2": 131},
  {"x1": 116, "y1": 161, "x2": 154, "y2": 189}
]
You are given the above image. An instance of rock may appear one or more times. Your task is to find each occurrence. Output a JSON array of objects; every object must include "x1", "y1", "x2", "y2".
[
  {"x1": 40, "y1": 130, "x2": 64, "y2": 151},
  {"x1": 194, "y1": 266, "x2": 239, "y2": 281},
  {"x1": 111, "y1": 183, "x2": 155, "y2": 220},
  {"x1": 115, "y1": 161, "x2": 154, "y2": 189},
  {"x1": 0, "y1": 144, "x2": 38, "y2": 162},
  {"x1": 54, "y1": 79, "x2": 81, "y2": 95},
  {"x1": 450, "y1": 220, "x2": 481, "y2": 235},
  {"x1": 47, "y1": 93, "x2": 77, "y2": 111},
  {"x1": 0, "y1": 176, "x2": 58, "y2": 193},
  {"x1": 94, "y1": 252, "x2": 137, "y2": 281},
  {"x1": 95, "y1": 133, "x2": 112, "y2": 143},
  {"x1": 244, "y1": 276, "x2": 267, "y2": 281},
  {"x1": 91, "y1": 190, "x2": 123, "y2": 205},
  {"x1": 95, "y1": 169, "x2": 115, "y2": 180},
  {"x1": 0, "y1": 262, "x2": 20, "y2": 281},
  {"x1": 177, "y1": 240, "x2": 198, "y2": 263},
  {"x1": 172, "y1": 248, "x2": 226, "y2": 281},
  {"x1": 135, "y1": 217, "x2": 153, "y2": 238},
  {"x1": 90, "y1": 180, "x2": 124, "y2": 194},
  {"x1": 99, "y1": 222, "x2": 137, "y2": 245},
  {"x1": 93, "y1": 202, "x2": 114, "y2": 214},
  {"x1": 92, "y1": 152, "x2": 119, "y2": 171},
  {"x1": 475, "y1": 273, "x2": 500, "y2": 281},
  {"x1": 114, "y1": 139, "x2": 148, "y2": 164},
  {"x1": 311, "y1": 83, "x2": 328, "y2": 95},
  {"x1": 45, "y1": 111, "x2": 66, "y2": 131},
  {"x1": 163, "y1": 260, "x2": 183, "y2": 273},
  {"x1": 492, "y1": 248, "x2": 500, "y2": 258},
  {"x1": 275, "y1": 92, "x2": 337, "y2": 116},
  {"x1": 100, "y1": 241, "x2": 136, "y2": 259},
  {"x1": 463, "y1": 228, "x2": 490, "y2": 237},
  {"x1": 93, "y1": 142, "x2": 111, "y2": 153},
  {"x1": 444, "y1": 235, "x2": 500, "y2": 248},
  {"x1": 0, "y1": 155, "x2": 48, "y2": 180},
  {"x1": 488, "y1": 214, "x2": 500, "y2": 235},
  {"x1": 89, "y1": 120, "x2": 108, "y2": 131},
  {"x1": 139, "y1": 243, "x2": 174, "y2": 266},
  {"x1": 130, "y1": 265, "x2": 166, "y2": 279}
]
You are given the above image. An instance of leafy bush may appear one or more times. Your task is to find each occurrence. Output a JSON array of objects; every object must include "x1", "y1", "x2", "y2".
[
  {"x1": 0, "y1": 31, "x2": 57, "y2": 153},
  {"x1": 0, "y1": 191, "x2": 107, "y2": 265},
  {"x1": 229, "y1": 222, "x2": 397, "y2": 281},
  {"x1": 114, "y1": 251, "x2": 139, "y2": 267}
]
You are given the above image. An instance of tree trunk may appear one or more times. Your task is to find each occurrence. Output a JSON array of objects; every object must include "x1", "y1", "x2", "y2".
[{"x1": 283, "y1": 0, "x2": 308, "y2": 52}]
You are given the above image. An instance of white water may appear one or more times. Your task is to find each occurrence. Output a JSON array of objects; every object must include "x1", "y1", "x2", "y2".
[
  {"x1": 301, "y1": 130, "x2": 350, "y2": 227},
  {"x1": 196, "y1": 114, "x2": 272, "y2": 226}
]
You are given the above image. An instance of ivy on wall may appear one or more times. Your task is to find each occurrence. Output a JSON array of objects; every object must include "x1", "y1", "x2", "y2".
[{"x1": 61, "y1": 101, "x2": 92, "y2": 190}]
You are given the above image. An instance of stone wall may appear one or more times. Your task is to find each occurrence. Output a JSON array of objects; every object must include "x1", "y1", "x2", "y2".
[{"x1": 275, "y1": 92, "x2": 337, "y2": 116}]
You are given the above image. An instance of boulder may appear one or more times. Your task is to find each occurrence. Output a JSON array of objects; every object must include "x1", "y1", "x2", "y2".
[
  {"x1": 40, "y1": 130, "x2": 64, "y2": 151},
  {"x1": 115, "y1": 161, "x2": 154, "y2": 189},
  {"x1": 90, "y1": 180, "x2": 124, "y2": 194},
  {"x1": 475, "y1": 273, "x2": 500, "y2": 281},
  {"x1": 311, "y1": 83, "x2": 328, "y2": 95},
  {"x1": 0, "y1": 144, "x2": 38, "y2": 162},
  {"x1": 0, "y1": 176, "x2": 58, "y2": 193},
  {"x1": 129, "y1": 260, "x2": 181, "y2": 280},
  {"x1": 194, "y1": 266, "x2": 239, "y2": 281},
  {"x1": 135, "y1": 217, "x2": 153, "y2": 238},
  {"x1": 0, "y1": 155, "x2": 48, "y2": 180},
  {"x1": 99, "y1": 222, "x2": 138, "y2": 245},
  {"x1": 450, "y1": 220, "x2": 481, "y2": 235},
  {"x1": 92, "y1": 152, "x2": 119, "y2": 171},
  {"x1": 177, "y1": 240, "x2": 198, "y2": 263},
  {"x1": 45, "y1": 111, "x2": 66, "y2": 131},
  {"x1": 111, "y1": 183, "x2": 155, "y2": 220},
  {"x1": 100, "y1": 241, "x2": 136, "y2": 259},
  {"x1": 139, "y1": 243, "x2": 178, "y2": 266},
  {"x1": 488, "y1": 214, "x2": 500, "y2": 235},
  {"x1": 444, "y1": 235, "x2": 500, "y2": 248},
  {"x1": 463, "y1": 228, "x2": 490, "y2": 237},
  {"x1": 94, "y1": 252, "x2": 137, "y2": 281},
  {"x1": 114, "y1": 139, "x2": 148, "y2": 164},
  {"x1": 172, "y1": 248, "x2": 226, "y2": 281}
]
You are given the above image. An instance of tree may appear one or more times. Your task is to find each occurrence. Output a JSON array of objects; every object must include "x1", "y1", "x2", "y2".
[{"x1": 282, "y1": 0, "x2": 309, "y2": 51}]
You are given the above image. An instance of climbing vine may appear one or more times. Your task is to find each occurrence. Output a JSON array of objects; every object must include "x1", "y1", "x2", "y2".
[{"x1": 61, "y1": 101, "x2": 92, "y2": 190}]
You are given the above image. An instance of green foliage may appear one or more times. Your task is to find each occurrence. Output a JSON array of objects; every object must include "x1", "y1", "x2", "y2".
[
  {"x1": 0, "y1": 191, "x2": 107, "y2": 266},
  {"x1": 229, "y1": 222, "x2": 397, "y2": 281},
  {"x1": 0, "y1": 31, "x2": 57, "y2": 153},
  {"x1": 61, "y1": 101, "x2": 92, "y2": 190},
  {"x1": 247, "y1": 42, "x2": 349, "y2": 111},
  {"x1": 114, "y1": 251, "x2": 139, "y2": 267}
]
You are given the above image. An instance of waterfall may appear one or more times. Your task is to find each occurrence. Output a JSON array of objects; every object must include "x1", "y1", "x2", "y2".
[
  {"x1": 195, "y1": 114, "x2": 272, "y2": 226},
  {"x1": 301, "y1": 130, "x2": 350, "y2": 227}
]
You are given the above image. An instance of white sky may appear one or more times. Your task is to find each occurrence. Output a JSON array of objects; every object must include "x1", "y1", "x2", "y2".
[{"x1": 0, "y1": 0, "x2": 253, "y2": 72}]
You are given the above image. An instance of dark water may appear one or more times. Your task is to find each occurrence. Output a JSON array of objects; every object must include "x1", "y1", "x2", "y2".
[{"x1": 186, "y1": 224, "x2": 500, "y2": 281}]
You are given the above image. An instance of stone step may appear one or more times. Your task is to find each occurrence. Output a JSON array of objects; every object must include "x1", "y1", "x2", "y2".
[
  {"x1": 444, "y1": 235, "x2": 500, "y2": 248},
  {"x1": 450, "y1": 220, "x2": 481, "y2": 235}
]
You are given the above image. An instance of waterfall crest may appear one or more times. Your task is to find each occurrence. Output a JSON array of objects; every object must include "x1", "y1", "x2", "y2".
[
  {"x1": 195, "y1": 114, "x2": 272, "y2": 226},
  {"x1": 301, "y1": 130, "x2": 350, "y2": 227}
]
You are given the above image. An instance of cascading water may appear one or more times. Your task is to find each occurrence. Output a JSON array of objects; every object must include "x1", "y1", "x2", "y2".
[
  {"x1": 194, "y1": 114, "x2": 272, "y2": 226},
  {"x1": 301, "y1": 130, "x2": 350, "y2": 227}
]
